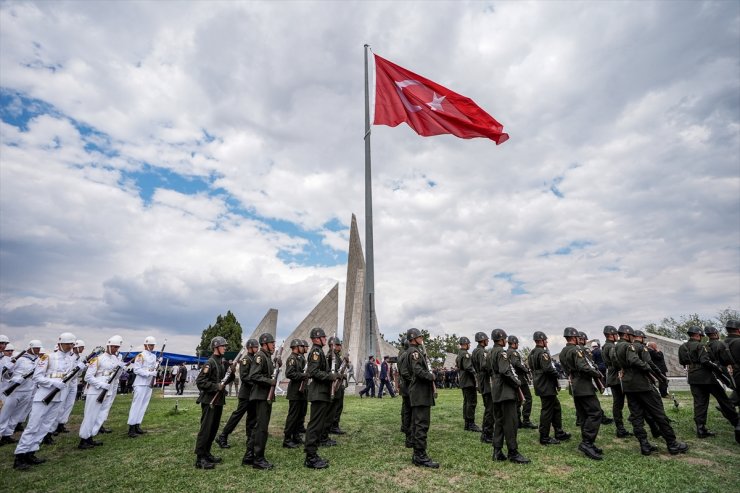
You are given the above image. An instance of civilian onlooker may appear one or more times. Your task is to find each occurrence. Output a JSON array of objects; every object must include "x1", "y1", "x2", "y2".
[
  {"x1": 647, "y1": 342, "x2": 669, "y2": 397},
  {"x1": 591, "y1": 342, "x2": 606, "y2": 375},
  {"x1": 359, "y1": 356, "x2": 376, "y2": 398},
  {"x1": 378, "y1": 356, "x2": 396, "y2": 398},
  {"x1": 176, "y1": 362, "x2": 187, "y2": 395}
]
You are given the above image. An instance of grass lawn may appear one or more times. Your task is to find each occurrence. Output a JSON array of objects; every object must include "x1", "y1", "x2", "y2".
[{"x1": 0, "y1": 389, "x2": 737, "y2": 492}]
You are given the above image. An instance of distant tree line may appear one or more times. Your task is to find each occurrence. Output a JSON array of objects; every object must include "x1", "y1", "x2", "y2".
[{"x1": 643, "y1": 307, "x2": 738, "y2": 341}]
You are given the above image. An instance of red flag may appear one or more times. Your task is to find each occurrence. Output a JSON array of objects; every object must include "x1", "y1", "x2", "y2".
[{"x1": 373, "y1": 54, "x2": 509, "y2": 144}]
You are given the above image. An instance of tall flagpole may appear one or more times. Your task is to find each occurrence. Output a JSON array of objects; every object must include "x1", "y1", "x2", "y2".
[{"x1": 363, "y1": 44, "x2": 376, "y2": 361}]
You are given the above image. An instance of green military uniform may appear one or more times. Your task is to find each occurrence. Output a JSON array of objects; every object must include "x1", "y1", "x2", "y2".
[
  {"x1": 489, "y1": 343, "x2": 524, "y2": 461},
  {"x1": 616, "y1": 334, "x2": 686, "y2": 455},
  {"x1": 724, "y1": 321, "x2": 740, "y2": 443},
  {"x1": 632, "y1": 339, "x2": 664, "y2": 439},
  {"x1": 247, "y1": 347, "x2": 275, "y2": 468},
  {"x1": 304, "y1": 340, "x2": 333, "y2": 466},
  {"x1": 194, "y1": 353, "x2": 231, "y2": 465},
  {"x1": 472, "y1": 342, "x2": 493, "y2": 442},
  {"x1": 507, "y1": 345, "x2": 534, "y2": 428},
  {"x1": 559, "y1": 339, "x2": 602, "y2": 459},
  {"x1": 678, "y1": 336, "x2": 738, "y2": 435},
  {"x1": 407, "y1": 343, "x2": 437, "y2": 466},
  {"x1": 284, "y1": 349, "x2": 308, "y2": 447},
  {"x1": 602, "y1": 334, "x2": 631, "y2": 437},
  {"x1": 456, "y1": 346, "x2": 478, "y2": 431},
  {"x1": 398, "y1": 344, "x2": 412, "y2": 446},
  {"x1": 529, "y1": 345, "x2": 568, "y2": 443},
  {"x1": 217, "y1": 349, "x2": 254, "y2": 450},
  {"x1": 324, "y1": 345, "x2": 346, "y2": 438}
]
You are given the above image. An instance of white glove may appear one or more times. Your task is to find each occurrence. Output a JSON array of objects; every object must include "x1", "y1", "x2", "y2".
[
  {"x1": 100, "y1": 383, "x2": 111, "y2": 391},
  {"x1": 77, "y1": 362, "x2": 86, "y2": 370},
  {"x1": 148, "y1": 370, "x2": 157, "y2": 377},
  {"x1": 11, "y1": 376, "x2": 23, "y2": 385},
  {"x1": 52, "y1": 380, "x2": 66, "y2": 390}
]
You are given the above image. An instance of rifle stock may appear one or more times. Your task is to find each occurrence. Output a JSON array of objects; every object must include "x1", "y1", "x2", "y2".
[
  {"x1": 42, "y1": 347, "x2": 103, "y2": 405},
  {"x1": 209, "y1": 348, "x2": 247, "y2": 407},
  {"x1": 267, "y1": 344, "x2": 284, "y2": 402},
  {"x1": 96, "y1": 350, "x2": 132, "y2": 403},
  {"x1": 148, "y1": 340, "x2": 167, "y2": 388}
]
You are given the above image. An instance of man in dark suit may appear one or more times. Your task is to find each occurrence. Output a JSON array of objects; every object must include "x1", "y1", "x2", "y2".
[
  {"x1": 378, "y1": 356, "x2": 396, "y2": 398},
  {"x1": 358, "y1": 355, "x2": 376, "y2": 398}
]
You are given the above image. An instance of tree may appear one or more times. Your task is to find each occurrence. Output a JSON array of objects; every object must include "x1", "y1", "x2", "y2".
[
  {"x1": 196, "y1": 311, "x2": 244, "y2": 357},
  {"x1": 643, "y1": 311, "x2": 734, "y2": 341},
  {"x1": 714, "y1": 308, "x2": 740, "y2": 335}
]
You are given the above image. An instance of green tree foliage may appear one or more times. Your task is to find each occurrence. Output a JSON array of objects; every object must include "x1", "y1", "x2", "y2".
[
  {"x1": 643, "y1": 308, "x2": 739, "y2": 340},
  {"x1": 196, "y1": 311, "x2": 243, "y2": 356}
]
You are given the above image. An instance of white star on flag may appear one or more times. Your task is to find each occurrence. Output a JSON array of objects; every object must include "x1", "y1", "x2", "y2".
[{"x1": 426, "y1": 92, "x2": 446, "y2": 111}]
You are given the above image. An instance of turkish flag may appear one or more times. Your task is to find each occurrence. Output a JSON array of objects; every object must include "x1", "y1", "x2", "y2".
[{"x1": 373, "y1": 54, "x2": 509, "y2": 144}]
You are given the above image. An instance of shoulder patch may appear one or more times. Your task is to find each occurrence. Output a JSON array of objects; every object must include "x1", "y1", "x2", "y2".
[
  {"x1": 136, "y1": 354, "x2": 144, "y2": 361},
  {"x1": 40, "y1": 354, "x2": 48, "y2": 361},
  {"x1": 88, "y1": 357, "x2": 97, "y2": 365},
  {"x1": 203, "y1": 364, "x2": 209, "y2": 374},
  {"x1": 629, "y1": 345, "x2": 635, "y2": 352},
  {"x1": 289, "y1": 359, "x2": 295, "y2": 366},
  {"x1": 412, "y1": 352, "x2": 420, "y2": 360},
  {"x1": 576, "y1": 350, "x2": 583, "y2": 358},
  {"x1": 502, "y1": 352, "x2": 508, "y2": 359},
  {"x1": 255, "y1": 355, "x2": 262, "y2": 364},
  {"x1": 465, "y1": 353, "x2": 470, "y2": 359},
  {"x1": 543, "y1": 354, "x2": 550, "y2": 361},
  {"x1": 241, "y1": 358, "x2": 248, "y2": 365},
  {"x1": 312, "y1": 352, "x2": 319, "y2": 361}
]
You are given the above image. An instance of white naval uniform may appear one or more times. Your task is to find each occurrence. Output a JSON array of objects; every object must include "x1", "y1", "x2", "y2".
[
  {"x1": 57, "y1": 355, "x2": 86, "y2": 426},
  {"x1": 127, "y1": 350, "x2": 157, "y2": 426},
  {"x1": 79, "y1": 352, "x2": 122, "y2": 439},
  {"x1": 0, "y1": 354, "x2": 37, "y2": 437},
  {"x1": 15, "y1": 351, "x2": 72, "y2": 454},
  {"x1": 0, "y1": 354, "x2": 12, "y2": 403}
]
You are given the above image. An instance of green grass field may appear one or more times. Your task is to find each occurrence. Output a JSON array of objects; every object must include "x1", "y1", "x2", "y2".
[{"x1": 0, "y1": 390, "x2": 737, "y2": 492}]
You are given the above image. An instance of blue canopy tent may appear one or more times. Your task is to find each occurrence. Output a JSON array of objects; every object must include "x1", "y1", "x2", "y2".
[{"x1": 121, "y1": 351, "x2": 204, "y2": 366}]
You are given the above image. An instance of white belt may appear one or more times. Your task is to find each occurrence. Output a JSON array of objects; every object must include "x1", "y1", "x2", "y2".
[
  {"x1": 50, "y1": 373, "x2": 66, "y2": 378},
  {"x1": 97, "y1": 370, "x2": 113, "y2": 377}
]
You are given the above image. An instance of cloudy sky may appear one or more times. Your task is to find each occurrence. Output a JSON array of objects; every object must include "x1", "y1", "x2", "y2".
[{"x1": 1, "y1": 0, "x2": 738, "y2": 355}]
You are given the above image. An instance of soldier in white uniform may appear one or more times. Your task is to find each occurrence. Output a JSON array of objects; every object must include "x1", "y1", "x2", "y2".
[
  {"x1": 127, "y1": 336, "x2": 159, "y2": 437},
  {"x1": 13, "y1": 333, "x2": 75, "y2": 470},
  {"x1": 54, "y1": 339, "x2": 87, "y2": 435},
  {"x1": 39, "y1": 334, "x2": 78, "y2": 445},
  {"x1": 1, "y1": 339, "x2": 14, "y2": 402},
  {"x1": 78, "y1": 335, "x2": 125, "y2": 449},
  {"x1": 0, "y1": 341, "x2": 41, "y2": 446}
]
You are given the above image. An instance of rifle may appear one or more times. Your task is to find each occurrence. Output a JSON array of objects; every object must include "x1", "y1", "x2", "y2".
[
  {"x1": 548, "y1": 353, "x2": 561, "y2": 392},
  {"x1": 298, "y1": 352, "x2": 309, "y2": 393},
  {"x1": 331, "y1": 351, "x2": 350, "y2": 400},
  {"x1": 582, "y1": 349, "x2": 606, "y2": 393},
  {"x1": 209, "y1": 347, "x2": 247, "y2": 407},
  {"x1": 267, "y1": 343, "x2": 285, "y2": 402},
  {"x1": 2, "y1": 348, "x2": 29, "y2": 378},
  {"x1": 3, "y1": 362, "x2": 36, "y2": 396},
  {"x1": 97, "y1": 349, "x2": 133, "y2": 403},
  {"x1": 420, "y1": 345, "x2": 437, "y2": 398},
  {"x1": 42, "y1": 347, "x2": 103, "y2": 405},
  {"x1": 709, "y1": 361, "x2": 736, "y2": 390},
  {"x1": 148, "y1": 339, "x2": 167, "y2": 388}
]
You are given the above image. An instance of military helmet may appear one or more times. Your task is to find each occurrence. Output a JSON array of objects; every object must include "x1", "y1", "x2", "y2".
[
  {"x1": 0, "y1": 334, "x2": 9, "y2": 343},
  {"x1": 686, "y1": 326, "x2": 704, "y2": 336},
  {"x1": 28, "y1": 339, "x2": 43, "y2": 349},
  {"x1": 603, "y1": 325, "x2": 617, "y2": 335},
  {"x1": 211, "y1": 336, "x2": 228, "y2": 349},
  {"x1": 328, "y1": 336, "x2": 342, "y2": 345},
  {"x1": 300, "y1": 339, "x2": 309, "y2": 347},
  {"x1": 144, "y1": 336, "x2": 157, "y2": 345},
  {"x1": 563, "y1": 327, "x2": 579, "y2": 337},
  {"x1": 75, "y1": 340, "x2": 85, "y2": 349},
  {"x1": 310, "y1": 327, "x2": 326, "y2": 339},
  {"x1": 246, "y1": 338, "x2": 259, "y2": 348},
  {"x1": 407, "y1": 328, "x2": 422, "y2": 341},
  {"x1": 533, "y1": 331, "x2": 547, "y2": 341},
  {"x1": 725, "y1": 319, "x2": 740, "y2": 331},
  {"x1": 258, "y1": 333, "x2": 275, "y2": 345},
  {"x1": 617, "y1": 325, "x2": 634, "y2": 335},
  {"x1": 474, "y1": 331, "x2": 488, "y2": 342},
  {"x1": 507, "y1": 335, "x2": 519, "y2": 345},
  {"x1": 491, "y1": 328, "x2": 507, "y2": 341},
  {"x1": 577, "y1": 331, "x2": 587, "y2": 340},
  {"x1": 402, "y1": 339, "x2": 410, "y2": 349},
  {"x1": 633, "y1": 329, "x2": 645, "y2": 338},
  {"x1": 703, "y1": 325, "x2": 718, "y2": 335},
  {"x1": 58, "y1": 332, "x2": 76, "y2": 344},
  {"x1": 458, "y1": 336, "x2": 470, "y2": 345},
  {"x1": 5, "y1": 343, "x2": 14, "y2": 351},
  {"x1": 290, "y1": 338, "x2": 302, "y2": 348},
  {"x1": 107, "y1": 335, "x2": 123, "y2": 346}
]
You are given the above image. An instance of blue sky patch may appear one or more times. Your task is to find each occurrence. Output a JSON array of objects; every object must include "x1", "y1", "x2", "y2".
[
  {"x1": 540, "y1": 240, "x2": 594, "y2": 257},
  {"x1": 494, "y1": 272, "x2": 529, "y2": 295}
]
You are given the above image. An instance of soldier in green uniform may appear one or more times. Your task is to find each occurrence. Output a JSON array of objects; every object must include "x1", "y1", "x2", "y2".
[
  {"x1": 616, "y1": 325, "x2": 688, "y2": 455},
  {"x1": 578, "y1": 331, "x2": 613, "y2": 427},
  {"x1": 601, "y1": 325, "x2": 632, "y2": 438},
  {"x1": 298, "y1": 340, "x2": 310, "y2": 434},
  {"x1": 678, "y1": 326, "x2": 738, "y2": 438},
  {"x1": 456, "y1": 336, "x2": 480, "y2": 432},
  {"x1": 324, "y1": 337, "x2": 346, "y2": 439},
  {"x1": 216, "y1": 339, "x2": 257, "y2": 450},
  {"x1": 559, "y1": 327, "x2": 603, "y2": 460},
  {"x1": 247, "y1": 333, "x2": 276, "y2": 470},
  {"x1": 704, "y1": 325, "x2": 737, "y2": 410},
  {"x1": 472, "y1": 332, "x2": 493, "y2": 443},
  {"x1": 723, "y1": 320, "x2": 740, "y2": 443},
  {"x1": 507, "y1": 335, "x2": 536, "y2": 429},
  {"x1": 631, "y1": 330, "x2": 669, "y2": 441},
  {"x1": 303, "y1": 327, "x2": 336, "y2": 469},
  {"x1": 489, "y1": 328, "x2": 530, "y2": 464},
  {"x1": 405, "y1": 327, "x2": 439, "y2": 468},
  {"x1": 398, "y1": 339, "x2": 412, "y2": 448},
  {"x1": 194, "y1": 336, "x2": 233, "y2": 469},
  {"x1": 283, "y1": 339, "x2": 308, "y2": 448},
  {"x1": 528, "y1": 331, "x2": 571, "y2": 445}
]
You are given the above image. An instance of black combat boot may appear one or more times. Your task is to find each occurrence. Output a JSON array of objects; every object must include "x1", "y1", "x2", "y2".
[
  {"x1": 292, "y1": 434, "x2": 304, "y2": 444},
  {"x1": 205, "y1": 453, "x2": 222, "y2": 464},
  {"x1": 282, "y1": 437, "x2": 299, "y2": 448},
  {"x1": 638, "y1": 438, "x2": 654, "y2": 456},
  {"x1": 468, "y1": 422, "x2": 482, "y2": 432},
  {"x1": 98, "y1": 426, "x2": 112, "y2": 434},
  {"x1": 41, "y1": 433, "x2": 54, "y2": 445},
  {"x1": 0, "y1": 435, "x2": 17, "y2": 446},
  {"x1": 554, "y1": 429, "x2": 571, "y2": 441},
  {"x1": 135, "y1": 424, "x2": 146, "y2": 434},
  {"x1": 13, "y1": 454, "x2": 30, "y2": 470},
  {"x1": 577, "y1": 441, "x2": 603, "y2": 460},
  {"x1": 601, "y1": 415, "x2": 614, "y2": 425},
  {"x1": 329, "y1": 426, "x2": 346, "y2": 435},
  {"x1": 521, "y1": 420, "x2": 538, "y2": 429},
  {"x1": 215, "y1": 434, "x2": 230, "y2": 449},
  {"x1": 128, "y1": 425, "x2": 138, "y2": 438},
  {"x1": 14, "y1": 423, "x2": 24, "y2": 433},
  {"x1": 480, "y1": 433, "x2": 493, "y2": 444},
  {"x1": 195, "y1": 456, "x2": 215, "y2": 469},
  {"x1": 24, "y1": 452, "x2": 45, "y2": 465},
  {"x1": 667, "y1": 441, "x2": 689, "y2": 455},
  {"x1": 78, "y1": 438, "x2": 94, "y2": 450},
  {"x1": 304, "y1": 454, "x2": 329, "y2": 469},
  {"x1": 319, "y1": 437, "x2": 337, "y2": 447},
  {"x1": 615, "y1": 426, "x2": 632, "y2": 438},
  {"x1": 412, "y1": 453, "x2": 439, "y2": 468},
  {"x1": 252, "y1": 457, "x2": 274, "y2": 470},
  {"x1": 696, "y1": 425, "x2": 715, "y2": 438},
  {"x1": 539, "y1": 435, "x2": 560, "y2": 445},
  {"x1": 492, "y1": 448, "x2": 507, "y2": 461},
  {"x1": 56, "y1": 423, "x2": 69, "y2": 434},
  {"x1": 242, "y1": 451, "x2": 254, "y2": 465},
  {"x1": 508, "y1": 450, "x2": 531, "y2": 464}
]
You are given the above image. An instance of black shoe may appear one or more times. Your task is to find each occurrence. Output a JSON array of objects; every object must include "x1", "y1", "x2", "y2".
[
  {"x1": 592, "y1": 443, "x2": 603, "y2": 454},
  {"x1": 578, "y1": 441, "x2": 603, "y2": 460},
  {"x1": 304, "y1": 455, "x2": 329, "y2": 469},
  {"x1": 56, "y1": 423, "x2": 69, "y2": 434},
  {"x1": 521, "y1": 421, "x2": 538, "y2": 430},
  {"x1": 135, "y1": 424, "x2": 146, "y2": 435},
  {"x1": 696, "y1": 425, "x2": 715, "y2": 438},
  {"x1": 492, "y1": 448, "x2": 507, "y2": 461},
  {"x1": 90, "y1": 438, "x2": 103, "y2": 446},
  {"x1": 282, "y1": 439, "x2": 299, "y2": 449},
  {"x1": 412, "y1": 454, "x2": 440, "y2": 468},
  {"x1": 0, "y1": 435, "x2": 17, "y2": 446},
  {"x1": 242, "y1": 452, "x2": 254, "y2": 465},
  {"x1": 319, "y1": 438, "x2": 337, "y2": 447},
  {"x1": 539, "y1": 436, "x2": 560, "y2": 445},
  {"x1": 78, "y1": 438, "x2": 95, "y2": 450},
  {"x1": 554, "y1": 430, "x2": 571, "y2": 441},
  {"x1": 215, "y1": 434, "x2": 230, "y2": 449},
  {"x1": 128, "y1": 425, "x2": 138, "y2": 438},
  {"x1": 292, "y1": 435, "x2": 304, "y2": 444},
  {"x1": 601, "y1": 416, "x2": 614, "y2": 425},
  {"x1": 508, "y1": 450, "x2": 531, "y2": 464},
  {"x1": 253, "y1": 458, "x2": 274, "y2": 470},
  {"x1": 41, "y1": 433, "x2": 54, "y2": 445},
  {"x1": 639, "y1": 439, "x2": 654, "y2": 456},
  {"x1": 667, "y1": 441, "x2": 689, "y2": 455},
  {"x1": 98, "y1": 426, "x2": 112, "y2": 434},
  {"x1": 206, "y1": 454, "x2": 222, "y2": 464},
  {"x1": 468, "y1": 423, "x2": 482, "y2": 432},
  {"x1": 24, "y1": 452, "x2": 45, "y2": 465},
  {"x1": 329, "y1": 426, "x2": 346, "y2": 435},
  {"x1": 13, "y1": 454, "x2": 30, "y2": 471},
  {"x1": 195, "y1": 457, "x2": 215, "y2": 469},
  {"x1": 616, "y1": 428, "x2": 632, "y2": 438},
  {"x1": 480, "y1": 434, "x2": 493, "y2": 444},
  {"x1": 14, "y1": 423, "x2": 24, "y2": 433}
]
